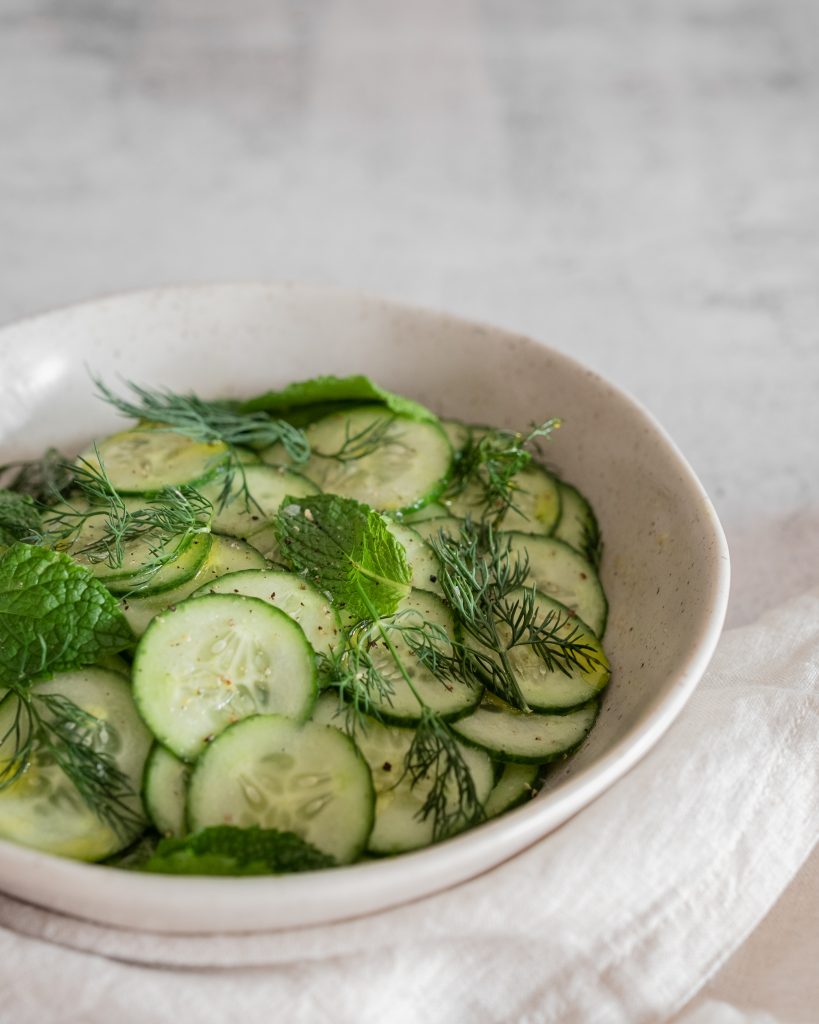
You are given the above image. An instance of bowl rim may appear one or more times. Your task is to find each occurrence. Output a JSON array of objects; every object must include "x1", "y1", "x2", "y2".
[{"x1": 0, "y1": 282, "x2": 731, "y2": 933}]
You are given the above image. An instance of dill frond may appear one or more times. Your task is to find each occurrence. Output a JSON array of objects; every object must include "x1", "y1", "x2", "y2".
[
  {"x1": 39, "y1": 452, "x2": 212, "y2": 586},
  {"x1": 445, "y1": 418, "x2": 561, "y2": 525},
  {"x1": 0, "y1": 690, "x2": 143, "y2": 838}
]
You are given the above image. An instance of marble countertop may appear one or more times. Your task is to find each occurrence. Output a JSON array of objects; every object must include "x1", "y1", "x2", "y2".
[{"x1": 1, "y1": 1, "x2": 816, "y2": 1019}]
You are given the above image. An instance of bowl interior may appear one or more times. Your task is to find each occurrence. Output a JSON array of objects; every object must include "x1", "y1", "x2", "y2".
[{"x1": 0, "y1": 284, "x2": 729, "y2": 932}]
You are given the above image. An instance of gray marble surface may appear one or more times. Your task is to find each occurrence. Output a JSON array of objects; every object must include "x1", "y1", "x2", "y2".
[{"x1": 1, "y1": 0, "x2": 817, "y2": 1018}]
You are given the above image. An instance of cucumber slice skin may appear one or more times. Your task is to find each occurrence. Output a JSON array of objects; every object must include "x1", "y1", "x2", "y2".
[
  {"x1": 119, "y1": 534, "x2": 267, "y2": 636},
  {"x1": 132, "y1": 594, "x2": 318, "y2": 762},
  {"x1": 399, "y1": 501, "x2": 448, "y2": 524},
  {"x1": 187, "y1": 714, "x2": 375, "y2": 864},
  {"x1": 553, "y1": 480, "x2": 602, "y2": 568},
  {"x1": 296, "y1": 406, "x2": 454, "y2": 514},
  {"x1": 103, "y1": 533, "x2": 213, "y2": 597},
  {"x1": 142, "y1": 743, "x2": 191, "y2": 839},
  {"x1": 452, "y1": 698, "x2": 600, "y2": 766},
  {"x1": 484, "y1": 762, "x2": 540, "y2": 819},
  {"x1": 0, "y1": 669, "x2": 151, "y2": 860}
]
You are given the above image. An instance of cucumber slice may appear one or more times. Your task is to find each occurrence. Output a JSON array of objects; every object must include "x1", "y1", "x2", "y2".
[
  {"x1": 103, "y1": 534, "x2": 212, "y2": 596},
  {"x1": 0, "y1": 669, "x2": 151, "y2": 860},
  {"x1": 385, "y1": 522, "x2": 443, "y2": 596},
  {"x1": 279, "y1": 406, "x2": 453, "y2": 513},
  {"x1": 120, "y1": 534, "x2": 267, "y2": 636},
  {"x1": 468, "y1": 588, "x2": 610, "y2": 711},
  {"x1": 199, "y1": 464, "x2": 320, "y2": 542},
  {"x1": 484, "y1": 762, "x2": 540, "y2": 818},
  {"x1": 503, "y1": 533, "x2": 608, "y2": 638},
  {"x1": 191, "y1": 568, "x2": 343, "y2": 658},
  {"x1": 409, "y1": 516, "x2": 464, "y2": 544},
  {"x1": 312, "y1": 695, "x2": 493, "y2": 855},
  {"x1": 444, "y1": 463, "x2": 561, "y2": 536},
  {"x1": 44, "y1": 497, "x2": 212, "y2": 596},
  {"x1": 452, "y1": 695, "x2": 599, "y2": 764},
  {"x1": 142, "y1": 744, "x2": 190, "y2": 838},
  {"x1": 80, "y1": 425, "x2": 228, "y2": 493},
  {"x1": 553, "y1": 480, "x2": 602, "y2": 568},
  {"x1": 187, "y1": 714, "x2": 374, "y2": 864},
  {"x1": 133, "y1": 594, "x2": 317, "y2": 761},
  {"x1": 354, "y1": 589, "x2": 482, "y2": 724}
]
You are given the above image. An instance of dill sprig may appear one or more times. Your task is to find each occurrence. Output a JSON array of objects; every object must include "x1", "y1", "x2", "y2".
[
  {"x1": 324, "y1": 590, "x2": 485, "y2": 842},
  {"x1": 318, "y1": 624, "x2": 397, "y2": 732},
  {"x1": 0, "y1": 689, "x2": 143, "y2": 838},
  {"x1": 428, "y1": 520, "x2": 531, "y2": 710},
  {"x1": 0, "y1": 448, "x2": 74, "y2": 505},
  {"x1": 319, "y1": 610, "x2": 474, "y2": 737},
  {"x1": 94, "y1": 378, "x2": 310, "y2": 459},
  {"x1": 315, "y1": 415, "x2": 407, "y2": 463},
  {"x1": 446, "y1": 418, "x2": 561, "y2": 525},
  {"x1": 94, "y1": 377, "x2": 310, "y2": 511},
  {"x1": 428, "y1": 519, "x2": 601, "y2": 710},
  {"x1": 501, "y1": 591, "x2": 603, "y2": 676},
  {"x1": 40, "y1": 453, "x2": 212, "y2": 584},
  {"x1": 404, "y1": 707, "x2": 485, "y2": 842}
]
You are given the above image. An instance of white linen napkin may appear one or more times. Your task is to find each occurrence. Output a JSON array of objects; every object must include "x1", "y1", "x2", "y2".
[{"x1": 0, "y1": 589, "x2": 817, "y2": 1024}]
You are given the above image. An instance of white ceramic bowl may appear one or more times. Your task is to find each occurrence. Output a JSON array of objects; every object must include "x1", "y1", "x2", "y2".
[{"x1": 0, "y1": 284, "x2": 730, "y2": 933}]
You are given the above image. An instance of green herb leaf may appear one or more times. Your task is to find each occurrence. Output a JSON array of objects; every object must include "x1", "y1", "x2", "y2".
[
  {"x1": 0, "y1": 489, "x2": 41, "y2": 546},
  {"x1": 0, "y1": 543, "x2": 133, "y2": 688},
  {"x1": 275, "y1": 494, "x2": 411, "y2": 621},
  {"x1": 142, "y1": 825, "x2": 335, "y2": 875},
  {"x1": 240, "y1": 374, "x2": 437, "y2": 425},
  {"x1": 0, "y1": 448, "x2": 73, "y2": 504}
]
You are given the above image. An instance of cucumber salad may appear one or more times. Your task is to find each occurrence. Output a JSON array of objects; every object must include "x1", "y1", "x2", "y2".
[{"x1": 0, "y1": 374, "x2": 609, "y2": 875}]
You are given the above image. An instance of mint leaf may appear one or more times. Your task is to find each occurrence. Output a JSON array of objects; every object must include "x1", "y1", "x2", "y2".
[
  {"x1": 142, "y1": 825, "x2": 335, "y2": 875},
  {"x1": 0, "y1": 490, "x2": 41, "y2": 546},
  {"x1": 275, "y1": 494, "x2": 411, "y2": 621},
  {"x1": 240, "y1": 374, "x2": 436, "y2": 425},
  {"x1": 0, "y1": 543, "x2": 134, "y2": 688}
]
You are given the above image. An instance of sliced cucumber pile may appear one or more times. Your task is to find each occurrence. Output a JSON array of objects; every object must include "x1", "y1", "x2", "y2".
[{"x1": 1, "y1": 380, "x2": 611, "y2": 872}]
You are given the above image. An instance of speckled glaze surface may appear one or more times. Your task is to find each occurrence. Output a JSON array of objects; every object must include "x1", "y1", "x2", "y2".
[{"x1": 0, "y1": 284, "x2": 729, "y2": 932}]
